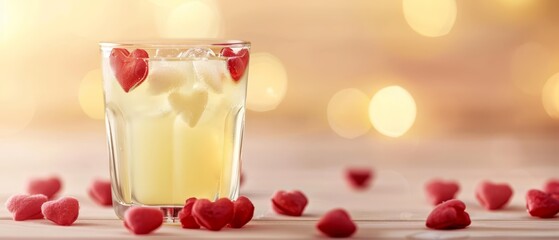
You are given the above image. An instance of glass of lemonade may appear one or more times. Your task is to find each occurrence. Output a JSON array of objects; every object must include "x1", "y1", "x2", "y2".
[{"x1": 99, "y1": 40, "x2": 250, "y2": 221}]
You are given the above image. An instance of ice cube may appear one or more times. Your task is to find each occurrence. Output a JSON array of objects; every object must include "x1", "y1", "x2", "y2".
[
  {"x1": 155, "y1": 48, "x2": 181, "y2": 58},
  {"x1": 192, "y1": 60, "x2": 227, "y2": 93},
  {"x1": 178, "y1": 47, "x2": 216, "y2": 59},
  {"x1": 146, "y1": 61, "x2": 189, "y2": 95},
  {"x1": 168, "y1": 87, "x2": 208, "y2": 127}
]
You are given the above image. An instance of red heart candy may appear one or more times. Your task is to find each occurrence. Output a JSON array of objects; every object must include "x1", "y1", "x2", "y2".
[
  {"x1": 179, "y1": 198, "x2": 200, "y2": 229},
  {"x1": 27, "y1": 176, "x2": 62, "y2": 200},
  {"x1": 426, "y1": 199, "x2": 471, "y2": 230},
  {"x1": 544, "y1": 179, "x2": 559, "y2": 194},
  {"x1": 475, "y1": 181, "x2": 513, "y2": 210},
  {"x1": 345, "y1": 167, "x2": 373, "y2": 189},
  {"x1": 316, "y1": 208, "x2": 357, "y2": 238},
  {"x1": 271, "y1": 190, "x2": 308, "y2": 216},
  {"x1": 41, "y1": 197, "x2": 79, "y2": 226},
  {"x1": 110, "y1": 48, "x2": 149, "y2": 92},
  {"x1": 192, "y1": 198, "x2": 234, "y2": 231},
  {"x1": 124, "y1": 207, "x2": 163, "y2": 235},
  {"x1": 220, "y1": 47, "x2": 249, "y2": 81},
  {"x1": 526, "y1": 189, "x2": 559, "y2": 218},
  {"x1": 229, "y1": 196, "x2": 254, "y2": 228},
  {"x1": 5, "y1": 194, "x2": 48, "y2": 221},
  {"x1": 88, "y1": 179, "x2": 112, "y2": 206},
  {"x1": 425, "y1": 179, "x2": 460, "y2": 205}
]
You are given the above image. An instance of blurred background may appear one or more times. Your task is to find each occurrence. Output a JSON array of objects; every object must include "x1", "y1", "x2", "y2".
[{"x1": 0, "y1": 0, "x2": 559, "y2": 180}]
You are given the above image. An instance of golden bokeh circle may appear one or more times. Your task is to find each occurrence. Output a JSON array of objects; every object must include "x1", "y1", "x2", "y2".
[
  {"x1": 160, "y1": 0, "x2": 222, "y2": 38},
  {"x1": 542, "y1": 73, "x2": 559, "y2": 119},
  {"x1": 327, "y1": 88, "x2": 371, "y2": 139},
  {"x1": 79, "y1": 69, "x2": 105, "y2": 120},
  {"x1": 369, "y1": 85, "x2": 417, "y2": 138},
  {"x1": 247, "y1": 52, "x2": 288, "y2": 112},
  {"x1": 402, "y1": 0, "x2": 457, "y2": 37}
]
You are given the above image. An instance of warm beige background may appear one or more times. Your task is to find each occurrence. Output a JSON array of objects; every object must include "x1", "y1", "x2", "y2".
[{"x1": 0, "y1": 0, "x2": 558, "y2": 136}]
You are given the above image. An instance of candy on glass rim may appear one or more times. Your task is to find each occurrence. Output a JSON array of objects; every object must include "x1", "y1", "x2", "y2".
[
  {"x1": 220, "y1": 47, "x2": 250, "y2": 81},
  {"x1": 316, "y1": 208, "x2": 357, "y2": 238},
  {"x1": 5, "y1": 194, "x2": 48, "y2": 221},
  {"x1": 27, "y1": 176, "x2": 62, "y2": 200},
  {"x1": 526, "y1": 189, "x2": 559, "y2": 218},
  {"x1": 271, "y1": 190, "x2": 308, "y2": 217},
  {"x1": 192, "y1": 198, "x2": 234, "y2": 231},
  {"x1": 475, "y1": 181, "x2": 513, "y2": 210},
  {"x1": 345, "y1": 167, "x2": 373, "y2": 189},
  {"x1": 109, "y1": 48, "x2": 149, "y2": 92},
  {"x1": 41, "y1": 197, "x2": 79, "y2": 226},
  {"x1": 426, "y1": 199, "x2": 471, "y2": 230},
  {"x1": 179, "y1": 197, "x2": 200, "y2": 229},
  {"x1": 425, "y1": 179, "x2": 460, "y2": 205},
  {"x1": 88, "y1": 179, "x2": 112, "y2": 206},
  {"x1": 229, "y1": 196, "x2": 255, "y2": 228},
  {"x1": 124, "y1": 207, "x2": 163, "y2": 235}
]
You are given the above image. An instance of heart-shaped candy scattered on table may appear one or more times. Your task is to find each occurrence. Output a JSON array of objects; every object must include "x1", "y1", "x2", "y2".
[
  {"x1": 345, "y1": 167, "x2": 374, "y2": 189},
  {"x1": 229, "y1": 196, "x2": 254, "y2": 228},
  {"x1": 425, "y1": 179, "x2": 460, "y2": 205},
  {"x1": 124, "y1": 207, "x2": 163, "y2": 235},
  {"x1": 220, "y1": 47, "x2": 250, "y2": 81},
  {"x1": 271, "y1": 190, "x2": 308, "y2": 217},
  {"x1": 192, "y1": 198, "x2": 234, "y2": 231},
  {"x1": 5, "y1": 194, "x2": 48, "y2": 221},
  {"x1": 109, "y1": 48, "x2": 149, "y2": 93},
  {"x1": 179, "y1": 198, "x2": 200, "y2": 229},
  {"x1": 526, "y1": 189, "x2": 559, "y2": 218},
  {"x1": 475, "y1": 181, "x2": 513, "y2": 210},
  {"x1": 88, "y1": 179, "x2": 112, "y2": 206},
  {"x1": 27, "y1": 176, "x2": 62, "y2": 200},
  {"x1": 316, "y1": 208, "x2": 357, "y2": 238},
  {"x1": 426, "y1": 199, "x2": 471, "y2": 230},
  {"x1": 544, "y1": 179, "x2": 559, "y2": 195},
  {"x1": 41, "y1": 197, "x2": 79, "y2": 226}
]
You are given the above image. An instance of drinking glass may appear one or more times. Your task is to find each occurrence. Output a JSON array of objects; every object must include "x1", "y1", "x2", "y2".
[{"x1": 99, "y1": 40, "x2": 250, "y2": 221}]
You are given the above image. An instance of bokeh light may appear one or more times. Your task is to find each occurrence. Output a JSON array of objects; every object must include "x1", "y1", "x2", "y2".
[
  {"x1": 0, "y1": 77, "x2": 35, "y2": 137},
  {"x1": 369, "y1": 86, "x2": 416, "y2": 138},
  {"x1": 510, "y1": 42, "x2": 552, "y2": 95},
  {"x1": 542, "y1": 72, "x2": 559, "y2": 119},
  {"x1": 79, "y1": 69, "x2": 104, "y2": 120},
  {"x1": 402, "y1": 0, "x2": 457, "y2": 37},
  {"x1": 327, "y1": 88, "x2": 371, "y2": 139},
  {"x1": 0, "y1": 1, "x2": 28, "y2": 43},
  {"x1": 159, "y1": 0, "x2": 222, "y2": 38},
  {"x1": 247, "y1": 52, "x2": 288, "y2": 112}
]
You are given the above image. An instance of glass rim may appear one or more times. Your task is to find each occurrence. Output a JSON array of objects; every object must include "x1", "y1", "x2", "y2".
[{"x1": 99, "y1": 39, "x2": 250, "y2": 49}]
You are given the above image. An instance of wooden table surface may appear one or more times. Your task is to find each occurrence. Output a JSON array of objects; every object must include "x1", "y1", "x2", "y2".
[{"x1": 1, "y1": 129, "x2": 559, "y2": 239}]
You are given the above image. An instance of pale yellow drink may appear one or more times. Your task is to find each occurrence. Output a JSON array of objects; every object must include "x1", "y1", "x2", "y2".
[{"x1": 101, "y1": 42, "x2": 249, "y2": 220}]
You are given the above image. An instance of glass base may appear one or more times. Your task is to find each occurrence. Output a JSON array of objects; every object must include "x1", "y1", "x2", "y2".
[{"x1": 113, "y1": 200, "x2": 183, "y2": 223}]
